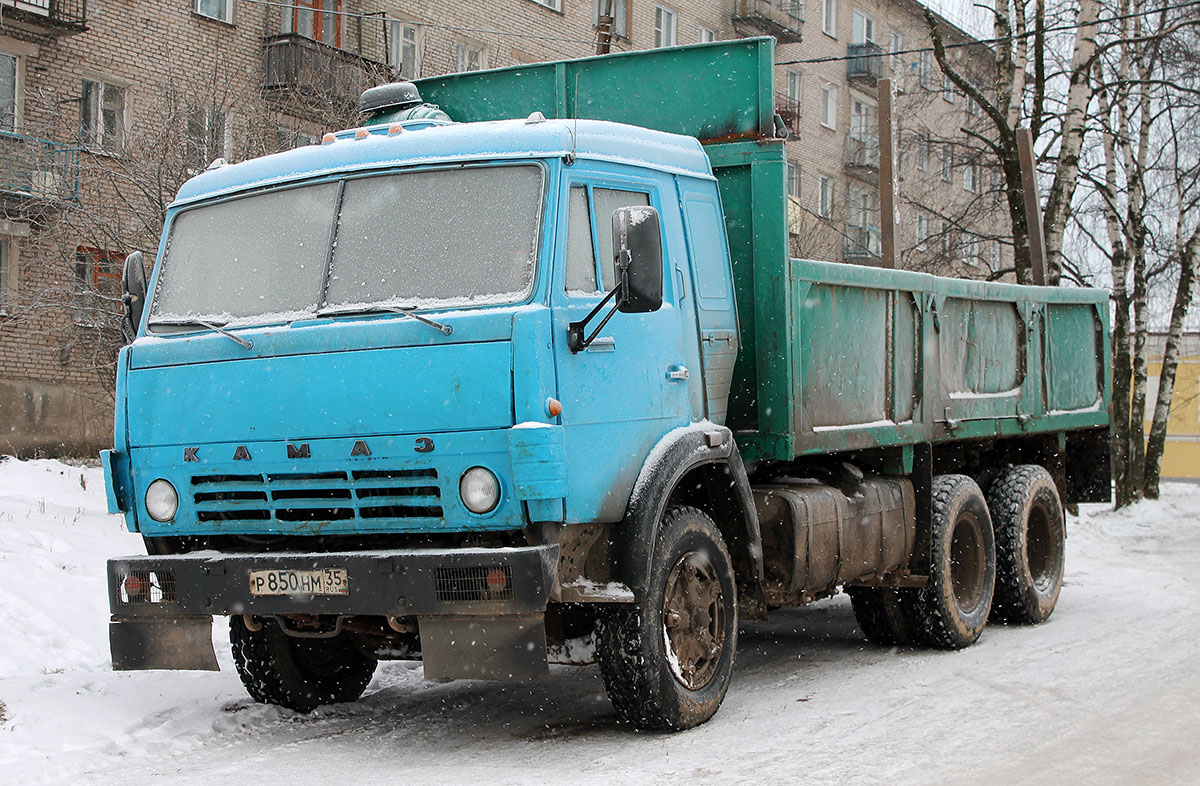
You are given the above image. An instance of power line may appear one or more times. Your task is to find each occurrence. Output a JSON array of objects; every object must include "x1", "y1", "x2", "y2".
[{"x1": 774, "y1": 0, "x2": 1200, "y2": 66}]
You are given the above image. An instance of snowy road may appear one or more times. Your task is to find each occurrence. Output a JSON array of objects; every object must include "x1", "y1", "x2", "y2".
[{"x1": 2, "y1": 458, "x2": 1199, "y2": 785}]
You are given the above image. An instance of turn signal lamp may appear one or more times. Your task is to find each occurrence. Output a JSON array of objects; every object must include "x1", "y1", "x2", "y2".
[{"x1": 546, "y1": 397, "x2": 563, "y2": 417}]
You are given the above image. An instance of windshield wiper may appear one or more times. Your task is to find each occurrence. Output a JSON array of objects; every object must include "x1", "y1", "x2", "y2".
[
  {"x1": 320, "y1": 305, "x2": 453, "y2": 336},
  {"x1": 149, "y1": 319, "x2": 254, "y2": 349}
]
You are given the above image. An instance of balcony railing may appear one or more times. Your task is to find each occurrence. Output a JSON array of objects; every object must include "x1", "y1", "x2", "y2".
[
  {"x1": 0, "y1": 0, "x2": 87, "y2": 34},
  {"x1": 845, "y1": 135, "x2": 880, "y2": 182},
  {"x1": 262, "y1": 33, "x2": 394, "y2": 111},
  {"x1": 776, "y1": 92, "x2": 801, "y2": 132},
  {"x1": 847, "y1": 42, "x2": 884, "y2": 85},
  {"x1": 0, "y1": 131, "x2": 81, "y2": 205},
  {"x1": 844, "y1": 225, "x2": 881, "y2": 261},
  {"x1": 732, "y1": 0, "x2": 803, "y2": 44}
]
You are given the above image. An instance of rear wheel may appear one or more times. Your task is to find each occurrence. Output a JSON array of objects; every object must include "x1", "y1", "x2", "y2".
[
  {"x1": 987, "y1": 465, "x2": 1065, "y2": 624},
  {"x1": 906, "y1": 475, "x2": 996, "y2": 649},
  {"x1": 596, "y1": 506, "x2": 738, "y2": 730},
  {"x1": 230, "y1": 616, "x2": 377, "y2": 712},
  {"x1": 849, "y1": 586, "x2": 919, "y2": 646}
]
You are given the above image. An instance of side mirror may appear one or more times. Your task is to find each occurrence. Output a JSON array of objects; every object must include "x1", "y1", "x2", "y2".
[
  {"x1": 612, "y1": 206, "x2": 663, "y2": 314},
  {"x1": 121, "y1": 251, "x2": 147, "y2": 342}
]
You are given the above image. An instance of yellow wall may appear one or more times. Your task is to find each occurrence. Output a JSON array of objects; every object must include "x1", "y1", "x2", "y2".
[{"x1": 1145, "y1": 354, "x2": 1200, "y2": 479}]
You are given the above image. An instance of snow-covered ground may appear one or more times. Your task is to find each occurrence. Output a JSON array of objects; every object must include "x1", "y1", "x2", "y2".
[{"x1": 2, "y1": 457, "x2": 1199, "y2": 785}]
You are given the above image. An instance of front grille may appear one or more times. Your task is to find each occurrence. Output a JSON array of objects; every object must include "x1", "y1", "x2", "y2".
[
  {"x1": 435, "y1": 565, "x2": 514, "y2": 603},
  {"x1": 116, "y1": 570, "x2": 177, "y2": 605},
  {"x1": 191, "y1": 468, "x2": 442, "y2": 526}
]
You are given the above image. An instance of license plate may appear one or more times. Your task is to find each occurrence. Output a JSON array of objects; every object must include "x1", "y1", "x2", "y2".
[{"x1": 249, "y1": 568, "x2": 349, "y2": 596}]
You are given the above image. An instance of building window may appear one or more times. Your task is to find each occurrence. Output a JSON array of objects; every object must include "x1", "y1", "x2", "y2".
[
  {"x1": 389, "y1": 21, "x2": 421, "y2": 79},
  {"x1": 916, "y1": 133, "x2": 929, "y2": 172},
  {"x1": 889, "y1": 31, "x2": 903, "y2": 73},
  {"x1": 594, "y1": 0, "x2": 629, "y2": 40},
  {"x1": 787, "y1": 163, "x2": 801, "y2": 198},
  {"x1": 698, "y1": 27, "x2": 715, "y2": 43},
  {"x1": 528, "y1": 0, "x2": 562, "y2": 11},
  {"x1": 187, "y1": 106, "x2": 230, "y2": 173},
  {"x1": 281, "y1": 0, "x2": 342, "y2": 47},
  {"x1": 822, "y1": 0, "x2": 837, "y2": 37},
  {"x1": 0, "y1": 239, "x2": 9, "y2": 314},
  {"x1": 941, "y1": 142, "x2": 953, "y2": 182},
  {"x1": 0, "y1": 53, "x2": 15, "y2": 133},
  {"x1": 989, "y1": 240, "x2": 1001, "y2": 272},
  {"x1": 787, "y1": 71, "x2": 802, "y2": 104},
  {"x1": 966, "y1": 90, "x2": 983, "y2": 117},
  {"x1": 962, "y1": 234, "x2": 979, "y2": 267},
  {"x1": 455, "y1": 42, "x2": 487, "y2": 72},
  {"x1": 849, "y1": 97, "x2": 873, "y2": 141},
  {"x1": 943, "y1": 73, "x2": 956, "y2": 103},
  {"x1": 820, "y1": 84, "x2": 836, "y2": 129},
  {"x1": 963, "y1": 159, "x2": 980, "y2": 193},
  {"x1": 194, "y1": 0, "x2": 233, "y2": 23},
  {"x1": 275, "y1": 124, "x2": 317, "y2": 152},
  {"x1": 919, "y1": 51, "x2": 932, "y2": 88},
  {"x1": 818, "y1": 175, "x2": 833, "y2": 217},
  {"x1": 74, "y1": 247, "x2": 124, "y2": 326},
  {"x1": 852, "y1": 11, "x2": 875, "y2": 44},
  {"x1": 916, "y1": 213, "x2": 928, "y2": 251},
  {"x1": 940, "y1": 221, "x2": 951, "y2": 255},
  {"x1": 80, "y1": 79, "x2": 126, "y2": 151},
  {"x1": 655, "y1": 7, "x2": 677, "y2": 48}
]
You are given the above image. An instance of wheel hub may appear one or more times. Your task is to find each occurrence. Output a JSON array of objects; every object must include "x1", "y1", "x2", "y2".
[{"x1": 661, "y1": 550, "x2": 726, "y2": 691}]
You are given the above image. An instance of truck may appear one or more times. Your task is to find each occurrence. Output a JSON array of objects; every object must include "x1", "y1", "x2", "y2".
[{"x1": 102, "y1": 38, "x2": 1111, "y2": 731}]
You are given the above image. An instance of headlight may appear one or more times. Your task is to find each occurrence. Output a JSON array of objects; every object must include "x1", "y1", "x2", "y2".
[
  {"x1": 145, "y1": 479, "x2": 179, "y2": 522},
  {"x1": 459, "y1": 467, "x2": 500, "y2": 514}
]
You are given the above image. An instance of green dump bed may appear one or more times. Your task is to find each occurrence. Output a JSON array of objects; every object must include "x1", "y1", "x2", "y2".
[{"x1": 408, "y1": 38, "x2": 1111, "y2": 464}]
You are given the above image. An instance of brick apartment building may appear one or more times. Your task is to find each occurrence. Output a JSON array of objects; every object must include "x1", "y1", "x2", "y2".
[{"x1": 0, "y1": 0, "x2": 1006, "y2": 456}]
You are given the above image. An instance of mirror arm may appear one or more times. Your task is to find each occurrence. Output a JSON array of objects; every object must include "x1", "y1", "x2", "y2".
[{"x1": 567, "y1": 278, "x2": 623, "y2": 353}]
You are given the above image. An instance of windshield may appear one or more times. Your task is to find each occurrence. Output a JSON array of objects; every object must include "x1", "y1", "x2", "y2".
[{"x1": 149, "y1": 164, "x2": 544, "y2": 329}]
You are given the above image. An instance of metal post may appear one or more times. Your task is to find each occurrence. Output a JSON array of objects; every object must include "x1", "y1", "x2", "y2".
[
  {"x1": 878, "y1": 78, "x2": 900, "y2": 270},
  {"x1": 1016, "y1": 127, "x2": 1048, "y2": 286}
]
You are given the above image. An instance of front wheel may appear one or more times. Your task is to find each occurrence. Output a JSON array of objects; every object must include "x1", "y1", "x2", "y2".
[
  {"x1": 596, "y1": 506, "x2": 738, "y2": 730},
  {"x1": 230, "y1": 616, "x2": 377, "y2": 712}
]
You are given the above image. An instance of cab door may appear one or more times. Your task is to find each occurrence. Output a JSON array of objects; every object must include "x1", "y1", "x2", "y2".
[{"x1": 551, "y1": 174, "x2": 689, "y2": 523}]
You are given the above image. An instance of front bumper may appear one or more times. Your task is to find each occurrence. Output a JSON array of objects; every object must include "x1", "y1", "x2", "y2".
[{"x1": 108, "y1": 543, "x2": 559, "y2": 679}]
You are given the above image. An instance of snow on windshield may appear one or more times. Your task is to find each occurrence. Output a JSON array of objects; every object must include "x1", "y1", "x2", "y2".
[{"x1": 148, "y1": 164, "x2": 544, "y2": 330}]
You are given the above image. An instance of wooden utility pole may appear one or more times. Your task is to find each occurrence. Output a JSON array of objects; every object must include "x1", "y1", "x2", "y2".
[
  {"x1": 878, "y1": 78, "x2": 900, "y2": 269},
  {"x1": 1017, "y1": 127, "x2": 1048, "y2": 286},
  {"x1": 596, "y1": 0, "x2": 615, "y2": 54}
]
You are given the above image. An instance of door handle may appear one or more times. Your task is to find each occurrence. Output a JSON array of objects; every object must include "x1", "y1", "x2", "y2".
[{"x1": 666, "y1": 365, "x2": 689, "y2": 381}]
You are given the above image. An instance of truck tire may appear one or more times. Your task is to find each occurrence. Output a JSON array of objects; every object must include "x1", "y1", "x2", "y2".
[
  {"x1": 596, "y1": 506, "x2": 737, "y2": 730},
  {"x1": 906, "y1": 475, "x2": 996, "y2": 649},
  {"x1": 848, "y1": 586, "x2": 919, "y2": 646},
  {"x1": 986, "y1": 465, "x2": 1065, "y2": 624},
  {"x1": 230, "y1": 616, "x2": 377, "y2": 712}
]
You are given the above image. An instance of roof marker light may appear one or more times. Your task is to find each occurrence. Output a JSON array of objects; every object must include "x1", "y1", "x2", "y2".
[
  {"x1": 321, "y1": 132, "x2": 336, "y2": 145},
  {"x1": 388, "y1": 124, "x2": 403, "y2": 135},
  {"x1": 526, "y1": 111, "x2": 546, "y2": 124},
  {"x1": 354, "y1": 128, "x2": 369, "y2": 139}
]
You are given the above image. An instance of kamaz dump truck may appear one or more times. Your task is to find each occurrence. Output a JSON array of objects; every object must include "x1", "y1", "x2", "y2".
[{"x1": 103, "y1": 38, "x2": 1111, "y2": 730}]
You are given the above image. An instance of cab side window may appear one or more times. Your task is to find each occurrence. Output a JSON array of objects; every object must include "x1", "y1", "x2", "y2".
[{"x1": 564, "y1": 185, "x2": 650, "y2": 294}]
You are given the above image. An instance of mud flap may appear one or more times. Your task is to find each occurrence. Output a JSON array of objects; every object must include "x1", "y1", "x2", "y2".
[
  {"x1": 419, "y1": 614, "x2": 548, "y2": 680},
  {"x1": 110, "y1": 615, "x2": 219, "y2": 671}
]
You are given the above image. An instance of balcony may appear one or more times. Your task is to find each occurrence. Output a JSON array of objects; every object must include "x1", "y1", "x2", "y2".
[
  {"x1": 262, "y1": 33, "x2": 394, "y2": 114},
  {"x1": 847, "y1": 42, "x2": 884, "y2": 87},
  {"x1": 732, "y1": 0, "x2": 803, "y2": 44},
  {"x1": 0, "y1": 0, "x2": 87, "y2": 35},
  {"x1": 0, "y1": 131, "x2": 81, "y2": 206},
  {"x1": 776, "y1": 92, "x2": 801, "y2": 133},
  {"x1": 843, "y1": 225, "x2": 881, "y2": 262},
  {"x1": 845, "y1": 135, "x2": 880, "y2": 183}
]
